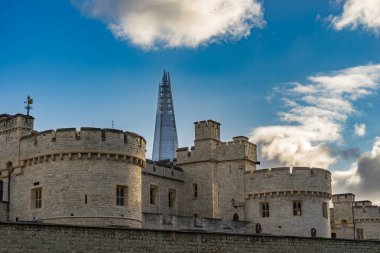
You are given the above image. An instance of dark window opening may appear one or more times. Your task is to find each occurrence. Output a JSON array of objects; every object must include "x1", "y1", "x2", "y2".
[
  {"x1": 168, "y1": 189, "x2": 176, "y2": 208},
  {"x1": 150, "y1": 185, "x2": 158, "y2": 205},
  {"x1": 233, "y1": 213, "x2": 239, "y2": 221},
  {"x1": 0, "y1": 180, "x2": 3, "y2": 201},
  {"x1": 261, "y1": 203, "x2": 270, "y2": 217},
  {"x1": 293, "y1": 201, "x2": 302, "y2": 216},
  {"x1": 193, "y1": 184, "x2": 198, "y2": 199}
]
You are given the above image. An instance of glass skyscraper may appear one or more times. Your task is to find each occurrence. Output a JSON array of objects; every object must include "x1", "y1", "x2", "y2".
[{"x1": 152, "y1": 70, "x2": 179, "y2": 161}]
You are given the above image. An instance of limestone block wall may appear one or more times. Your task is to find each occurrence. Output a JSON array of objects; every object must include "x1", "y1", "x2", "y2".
[
  {"x1": 142, "y1": 213, "x2": 254, "y2": 233},
  {"x1": 245, "y1": 167, "x2": 332, "y2": 238},
  {"x1": 0, "y1": 202, "x2": 6, "y2": 222},
  {"x1": 7, "y1": 127, "x2": 146, "y2": 228},
  {"x1": 179, "y1": 161, "x2": 217, "y2": 218},
  {"x1": 331, "y1": 194, "x2": 355, "y2": 239},
  {"x1": 355, "y1": 220, "x2": 380, "y2": 240},
  {"x1": 142, "y1": 161, "x2": 184, "y2": 216},
  {"x1": 1, "y1": 223, "x2": 380, "y2": 253},
  {"x1": 214, "y1": 161, "x2": 246, "y2": 221}
]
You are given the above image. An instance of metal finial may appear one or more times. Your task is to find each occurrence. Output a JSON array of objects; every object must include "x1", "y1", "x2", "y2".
[{"x1": 24, "y1": 95, "x2": 33, "y2": 117}]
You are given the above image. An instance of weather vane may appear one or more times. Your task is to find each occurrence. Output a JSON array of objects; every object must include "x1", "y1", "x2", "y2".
[{"x1": 24, "y1": 95, "x2": 33, "y2": 117}]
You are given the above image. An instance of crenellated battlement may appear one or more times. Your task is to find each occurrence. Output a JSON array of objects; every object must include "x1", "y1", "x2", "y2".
[
  {"x1": 194, "y1": 119, "x2": 221, "y2": 142},
  {"x1": 0, "y1": 114, "x2": 34, "y2": 135},
  {"x1": 177, "y1": 135, "x2": 256, "y2": 165},
  {"x1": 245, "y1": 167, "x2": 331, "y2": 197},
  {"x1": 17, "y1": 127, "x2": 146, "y2": 165}
]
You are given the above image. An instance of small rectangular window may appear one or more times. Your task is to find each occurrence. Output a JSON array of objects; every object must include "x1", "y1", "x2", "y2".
[
  {"x1": 357, "y1": 228, "x2": 364, "y2": 240},
  {"x1": 150, "y1": 185, "x2": 158, "y2": 205},
  {"x1": 293, "y1": 201, "x2": 302, "y2": 216},
  {"x1": 193, "y1": 184, "x2": 198, "y2": 199},
  {"x1": 116, "y1": 185, "x2": 127, "y2": 206},
  {"x1": 322, "y1": 202, "x2": 328, "y2": 218},
  {"x1": 261, "y1": 202, "x2": 270, "y2": 217},
  {"x1": 31, "y1": 188, "x2": 42, "y2": 209},
  {"x1": 168, "y1": 189, "x2": 176, "y2": 208}
]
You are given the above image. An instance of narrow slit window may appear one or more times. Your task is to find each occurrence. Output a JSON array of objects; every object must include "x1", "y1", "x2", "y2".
[{"x1": 193, "y1": 184, "x2": 198, "y2": 199}]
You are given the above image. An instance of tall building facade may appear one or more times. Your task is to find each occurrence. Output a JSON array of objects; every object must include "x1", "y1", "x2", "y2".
[{"x1": 152, "y1": 70, "x2": 179, "y2": 161}]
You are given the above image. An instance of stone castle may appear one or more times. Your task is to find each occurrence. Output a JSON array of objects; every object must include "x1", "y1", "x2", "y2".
[{"x1": 0, "y1": 113, "x2": 379, "y2": 240}]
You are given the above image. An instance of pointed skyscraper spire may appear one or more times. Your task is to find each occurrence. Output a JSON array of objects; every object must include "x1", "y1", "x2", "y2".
[{"x1": 152, "y1": 70, "x2": 179, "y2": 161}]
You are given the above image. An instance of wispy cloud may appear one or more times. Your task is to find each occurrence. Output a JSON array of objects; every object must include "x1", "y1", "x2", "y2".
[
  {"x1": 354, "y1": 123, "x2": 366, "y2": 137},
  {"x1": 330, "y1": 0, "x2": 380, "y2": 33},
  {"x1": 250, "y1": 64, "x2": 380, "y2": 169},
  {"x1": 71, "y1": 0, "x2": 265, "y2": 50}
]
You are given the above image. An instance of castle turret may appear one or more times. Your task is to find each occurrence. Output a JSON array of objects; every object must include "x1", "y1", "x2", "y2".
[
  {"x1": 177, "y1": 119, "x2": 257, "y2": 221},
  {"x1": 331, "y1": 193, "x2": 355, "y2": 239},
  {"x1": 194, "y1": 120, "x2": 220, "y2": 143}
]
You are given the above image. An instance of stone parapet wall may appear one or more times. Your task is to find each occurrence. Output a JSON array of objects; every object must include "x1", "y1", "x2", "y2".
[
  {"x1": 19, "y1": 127, "x2": 146, "y2": 161},
  {"x1": 177, "y1": 140, "x2": 256, "y2": 165},
  {"x1": 1, "y1": 223, "x2": 380, "y2": 253},
  {"x1": 246, "y1": 167, "x2": 331, "y2": 195},
  {"x1": 142, "y1": 213, "x2": 254, "y2": 233}
]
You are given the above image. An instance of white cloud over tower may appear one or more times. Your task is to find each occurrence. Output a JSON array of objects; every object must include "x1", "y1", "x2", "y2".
[
  {"x1": 250, "y1": 64, "x2": 380, "y2": 169},
  {"x1": 72, "y1": 0, "x2": 265, "y2": 49}
]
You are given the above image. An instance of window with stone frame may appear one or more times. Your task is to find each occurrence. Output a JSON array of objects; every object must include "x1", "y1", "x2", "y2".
[
  {"x1": 31, "y1": 188, "x2": 42, "y2": 209},
  {"x1": 293, "y1": 201, "x2": 302, "y2": 216},
  {"x1": 150, "y1": 185, "x2": 159, "y2": 205},
  {"x1": 192, "y1": 183, "x2": 198, "y2": 199},
  {"x1": 261, "y1": 202, "x2": 270, "y2": 217},
  {"x1": 322, "y1": 202, "x2": 328, "y2": 218},
  {"x1": 356, "y1": 228, "x2": 364, "y2": 240},
  {"x1": 168, "y1": 189, "x2": 176, "y2": 208},
  {"x1": 116, "y1": 185, "x2": 128, "y2": 207}
]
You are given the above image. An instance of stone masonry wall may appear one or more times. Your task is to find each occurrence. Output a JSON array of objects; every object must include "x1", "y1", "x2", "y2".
[
  {"x1": 1, "y1": 223, "x2": 380, "y2": 253},
  {"x1": 245, "y1": 167, "x2": 332, "y2": 238},
  {"x1": 0, "y1": 202, "x2": 6, "y2": 222},
  {"x1": 2, "y1": 127, "x2": 146, "y2": 227}
]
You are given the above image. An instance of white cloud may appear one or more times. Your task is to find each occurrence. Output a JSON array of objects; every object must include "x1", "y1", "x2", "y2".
[
  {"x1": 354, "y1": 123, "x2": 366, "y2": 137},
  {"x1": 331, "y1": 0, "x2": 380, "y2": 33},
  {"x1": 333, "y1": 137, "x2": 380, "y2": 204},
  {"x1": 250, "y1": 64, "x2": 380, "y2": 169},
  {"x1": 72, "y1": 0, "x2": 265, "y2": 49}
]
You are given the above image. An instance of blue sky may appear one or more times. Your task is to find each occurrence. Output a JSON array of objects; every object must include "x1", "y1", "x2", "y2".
[{"x1": 1, "y1": 0, "x2": 380, "y2": 201}]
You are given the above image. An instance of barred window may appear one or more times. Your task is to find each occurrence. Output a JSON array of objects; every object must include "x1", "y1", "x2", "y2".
[
  {"x1": 293, "y1": 201, "x2": 302, "y2": 216},
  {"x1": 31, "y1": 188, "x2": 42, "y2": 209},
  {"x1": 116, "y1": 185, "x2": 128, "y2": 207},
  {"x1": 261, "y1": 203, "x2": 270, "y2": 218}
]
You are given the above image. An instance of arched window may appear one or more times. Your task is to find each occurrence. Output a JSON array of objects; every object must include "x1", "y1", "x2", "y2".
[
  {"x1": 233, "y1": 213, "x2": 239, "y2": 221},
  {"x1": 341, "y1": 220, "x2": 348, "y2": 228}
]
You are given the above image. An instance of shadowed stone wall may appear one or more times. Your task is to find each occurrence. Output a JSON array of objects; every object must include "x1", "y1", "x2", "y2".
[{"x1": 1, "y1": 223, "x2": 380, "y2": 253}]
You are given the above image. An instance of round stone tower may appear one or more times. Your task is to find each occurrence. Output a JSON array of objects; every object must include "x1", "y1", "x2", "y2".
[
  {"x1": 245, "y1": 167, "x2": 332, "y2": 238},
  {"x1": 8, "y1": 127, "x2": 146, "y2": 228}
]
